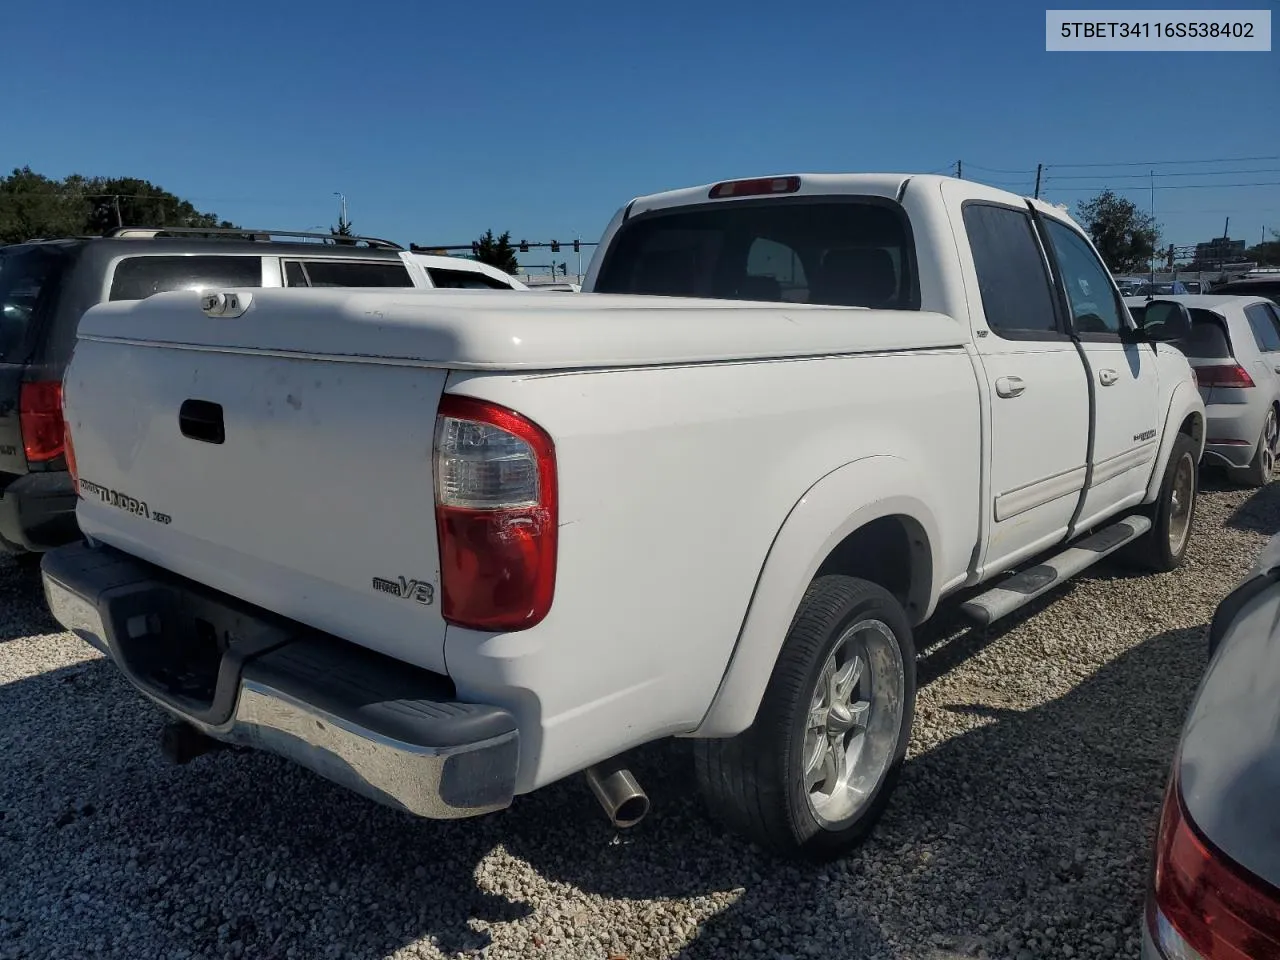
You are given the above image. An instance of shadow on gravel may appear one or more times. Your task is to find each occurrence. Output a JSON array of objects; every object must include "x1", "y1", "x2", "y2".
[
  {"x1": 0, "y1": 555, "x2": 59, "y2": 642},
  {"x1": 1222, "y1": 477, "x2": 1280, "y2": 536},
  {"x1": 1, "y1": 617, "x2": 1208, "y2": 959}
]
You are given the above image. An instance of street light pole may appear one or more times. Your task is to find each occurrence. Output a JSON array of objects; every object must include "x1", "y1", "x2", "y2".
[{"x1": 333, "y1": 192, "x2": 347, "y2": 228}]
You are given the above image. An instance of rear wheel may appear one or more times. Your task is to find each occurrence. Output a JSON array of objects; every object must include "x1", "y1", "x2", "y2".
[
  {"x1": 1228, "y1": 406, "x2": 1279, "y2": 488},
  {"x1": 694, "y1": 576, "x2": 916, "y2": 860},
  {"x1": 1128, "y1": 433, "x2": 1198, "y2": 572}
]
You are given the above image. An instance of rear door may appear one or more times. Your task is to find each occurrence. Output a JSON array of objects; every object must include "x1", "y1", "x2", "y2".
[
  {"x1": 1242, "y1": 302, "x2": 1280, "y2": 391},
  {"x1": 1038, "y1": 215, "x2": 1160, "y2": 526},
  {"x1": 953, "y1": 192, "x2": 1091, "y2": 574},
  {"x1": 0, "y1": 246, "x2": 69, "y2": 477}
]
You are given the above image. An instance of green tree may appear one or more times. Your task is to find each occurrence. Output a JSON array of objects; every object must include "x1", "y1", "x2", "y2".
[
  {"x1": 1245, "y1": 229, "x2": 1280, "y2": 267},
  {"x1": 0, "y1": 169, "x2": 233, "y2": 244},
  {"x1": 0, "y1": 167, "x2": 89, "y2": 244},
  {"x1": 331, "y1": 215, "x2": 356, "y2": 245},
  {"x1": 471, "y1": 229, "x2": 519, "y2": 274},
  {"x1": 1075, "y1": 189, "x2": 1160, "y2": 273},
  {"x1": 80, "y1": 176, "x2": 233, "y2": 234}
]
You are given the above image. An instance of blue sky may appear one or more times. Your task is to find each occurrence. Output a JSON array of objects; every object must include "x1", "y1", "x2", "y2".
[{"x1": 7, "y1": 0, "x2": 1278, "y2": 271}]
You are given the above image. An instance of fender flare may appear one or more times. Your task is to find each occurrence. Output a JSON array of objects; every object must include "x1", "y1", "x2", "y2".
[
  {"x1": 690, "y1": 455, "x2": 944, "y2": 738},
  {"x1": 1145, "y1": 376, "x2": 1206, "y2": 503}
]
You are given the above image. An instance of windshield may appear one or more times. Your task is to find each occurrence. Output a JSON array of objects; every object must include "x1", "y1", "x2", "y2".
[
  {"x1": 594, "y1": 198, "x2": 919, "y2": 309},
  {"x1": 0, "y1": 247, "x2": 65, "y2": 362}
]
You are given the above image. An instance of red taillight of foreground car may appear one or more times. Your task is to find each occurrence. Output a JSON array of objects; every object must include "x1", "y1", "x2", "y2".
[
  {"x1": 63, "y1": 418, "x2": 79, "y2": 494},
  {"x1": 18, "y1": 381, "x2": 65, "y2": 463},
  {"x1": 1195, "y1": 364, "x2": 1256, "y2": 388},
  {"x1": 1148, "y1": 776, "x2": 1280, "y2": 959},
  {"x1": 434, "y1": 395, "x2": 557, "y2": 631}
]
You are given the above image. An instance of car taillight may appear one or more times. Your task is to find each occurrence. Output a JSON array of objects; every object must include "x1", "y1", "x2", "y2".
[
  {"x1": 64, "y1": 418, "x2": 79, "y2": 493},
  {"x1": 434, "y1": 395, "x2": 557, "y2": 631},
  {"x1": 1195, "y1": 364, "x2": 1255, "y2": 388},
  {"x1": 1148, "y1": 775, "x2": 1280, "y2": 959},
  {"x1": 18, "y1": 381, "x2": 65, "y2": 463}
]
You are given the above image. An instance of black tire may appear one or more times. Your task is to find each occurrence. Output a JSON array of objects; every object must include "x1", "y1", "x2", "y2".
[
  {"x1": 1128, "y1": 432, "x2": 1198, "y2": 573},
  {"x1": 694, "y1": 575, "x2": 916, "y2": 860},
  {"x1": 1227, "y1": 406, "x2": 1278, "y2": 489}
]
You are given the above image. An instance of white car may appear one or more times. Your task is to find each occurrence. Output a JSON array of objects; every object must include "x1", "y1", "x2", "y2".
[
  {"x1": 1141, "y1": 530, "x2": 1280, "y2": 959},
  {"x1": 1127, "y1": 294, "x2": 1280, "y2": 486},
  {"x1": 44, "y1": 173, "x2": 1203, "y2": 859},
  {"x1": 403, "y1": 252, "x2": 527, "y2": 290}
]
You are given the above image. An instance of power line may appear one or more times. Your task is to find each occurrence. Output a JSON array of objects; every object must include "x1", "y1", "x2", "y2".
[
  {"x1": 1043, "y1": 181, "x2": 1280, "y2": 192},
  {"x1": 1048, "y1": 154, "x2": 1280, "y2": 169},
  {"x1": 1046, "y1": 168, "x2": 1280, "y2": 181},
  {"x1": 962, "y1": 163, "x2": 1038, "y2": 175}
]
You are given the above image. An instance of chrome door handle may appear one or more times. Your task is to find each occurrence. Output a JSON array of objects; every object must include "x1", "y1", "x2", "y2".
[
  {"x1": 1273, "y1": 365, "x2": 1280, "y2": 375},
  {"x1": 1099, "y1": 369, "x2": 1119, "y2": 386},
  {"x1": 995, "y1": 376, "x2": 1025, "y2": 398}
]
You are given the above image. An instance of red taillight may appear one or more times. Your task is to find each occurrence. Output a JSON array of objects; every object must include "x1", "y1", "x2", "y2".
[
  {"x1": 708, "y1": 176, "x2": 801, "y2": 199},
  {"x1": 434, "y1": 395, "x2": 557, "y2": 631},
  {"x1": 18, "y1": 381, "x2": 65, "y2": 463},
  {"x1": 64, "y1": 418, "x2": 79, "y2": 493},
  {"x1": 1149, "y1": 776, "x2": 1280, "y2": 959},
  {"x1": 1195, "y1": 364, "x2": 1255, "y2": 388}
]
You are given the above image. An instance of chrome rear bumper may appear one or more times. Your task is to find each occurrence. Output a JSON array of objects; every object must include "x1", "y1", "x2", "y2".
[{"x1": 42, "y1": 542, "x2": 518, "y2": 820}]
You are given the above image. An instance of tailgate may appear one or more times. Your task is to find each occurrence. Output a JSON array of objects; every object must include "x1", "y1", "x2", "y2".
[{"x1": 64, "y1": 338, "x2": 452, "y2": 672}]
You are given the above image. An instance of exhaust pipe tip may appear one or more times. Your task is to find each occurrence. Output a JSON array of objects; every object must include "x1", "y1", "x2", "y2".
[{"x1": 584, "y1": 756, "x2": 650, "y2": 829}]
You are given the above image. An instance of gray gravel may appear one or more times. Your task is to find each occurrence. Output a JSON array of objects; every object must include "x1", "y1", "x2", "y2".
[{"x1": 2, "y1": 474, "x2": 1277, "y2": 960}]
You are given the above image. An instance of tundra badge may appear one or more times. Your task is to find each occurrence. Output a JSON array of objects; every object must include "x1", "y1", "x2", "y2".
[{"x1": 371, "y1": 576, "x2": 435, "y2": 606}]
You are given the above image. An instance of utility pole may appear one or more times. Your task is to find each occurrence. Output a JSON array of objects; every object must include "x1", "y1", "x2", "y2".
[
  {"x1": 1223, "y1": 216, "x2": 1230, "y2": 240},
  {"x1": 955, "y1": 160, "x2": 962, "y2": 179},
  {"x1": 113, "y1": 195, "x2": 122, "y2": 228},
  {"x1": 334, "y1": 192, "x2": 348, "y2": 230},
  {"x1": 1033, "y1": 163, "x2": 1042, "y2": 200},
  {"x1": 575, "y1": 231, "x2": 582, "y2": 279},
  {"x1": 1149, "y1": 170, "x2": 1156, "y2": 286}
]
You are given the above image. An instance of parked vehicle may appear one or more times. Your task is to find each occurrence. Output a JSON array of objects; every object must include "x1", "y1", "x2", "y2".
[
  {"x1": 1127, "y1": 295, "x2": 1280, "y2": 487},
  {"x1": 1135, "y1": 281, "x2": 1191, "y2": 297},
  {"x1": 1180, "y1": 279, "x2": 1207, "y2": 294},
  {"x1": 1141, "y1": 530, "x2": 1280, "y2": 959},
  {"x1": 1114, "y1": 276, "x2": 1148, "y2": 296},
  {"x1": 0, "y1": 228, "x2": 417, "y2": 556},
  {"x1": 405, "y1": 253, "x2": 528, "y2": 290},
  {"x1": 1210, "y1": 276, "x2": 1280, "y2": 310},
  {"x1": 42, "y1": 173, "x2": 1204, "y2": 859}
]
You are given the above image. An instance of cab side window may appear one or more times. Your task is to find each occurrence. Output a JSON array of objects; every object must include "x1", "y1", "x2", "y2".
[
  {"x1": 962, "y1": 203, "x2": 1060, "y2": 338},
  {"x1": 1041, "y1": 219, "x2": 1124, "y2": 336}
]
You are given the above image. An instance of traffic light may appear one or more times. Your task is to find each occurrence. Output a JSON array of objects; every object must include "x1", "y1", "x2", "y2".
[
  {"x1": 519, "y1": 239, "x2": 529, "y2": 253},
  {"x1": 560, "y1": 262, "x2": 568, "y2": 277},
  {"x1": 550, "y1": 239, "x2": 560, "y2": 253},
  {"x1": 572, "y1": 239, "x2": 580, "y2": 253}
]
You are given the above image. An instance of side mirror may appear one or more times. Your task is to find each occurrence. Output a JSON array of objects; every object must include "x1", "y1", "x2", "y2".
[{"x1": 1135, "y1": 298, "x2": 1192, "y2": 343}]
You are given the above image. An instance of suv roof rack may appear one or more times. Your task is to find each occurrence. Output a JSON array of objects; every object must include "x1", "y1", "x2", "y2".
[{"x1": 106, "y1": 227, "x2": 404, "y2": 250}]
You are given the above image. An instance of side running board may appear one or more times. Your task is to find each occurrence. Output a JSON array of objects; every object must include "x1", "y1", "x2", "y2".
[{"x1": 960, "y1": 515, "x2": 1152, "y2": 626}]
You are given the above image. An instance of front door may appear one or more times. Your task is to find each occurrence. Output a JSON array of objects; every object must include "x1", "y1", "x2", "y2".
[{"x1": 1038, "y1": 216, "x2": 1160, "y2": 529}]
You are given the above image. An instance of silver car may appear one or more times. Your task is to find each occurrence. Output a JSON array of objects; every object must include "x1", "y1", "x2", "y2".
[
  {"x1": 1140, "y1": 531, "x2": 1280, "y2": 959},
  {"x1": 1127, "y1": 295, "x2": 1280, "y2": 486}
]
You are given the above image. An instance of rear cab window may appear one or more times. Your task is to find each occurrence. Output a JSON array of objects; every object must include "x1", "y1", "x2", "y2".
[
  {"x1": 109, "y1": 255, "x2": 262, "y2": 301},
  {"x1": 0, "y1": 247, "x2": 67, "y2": 361},
  {"x1": 593, "y1": 197, "x2": 918, "y2": 309},
  {"x1": 283, "y1": 259, "x2": 413, "y2": 288}
]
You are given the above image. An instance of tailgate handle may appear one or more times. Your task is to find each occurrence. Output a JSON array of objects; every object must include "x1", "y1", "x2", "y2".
[{"x1": 179, "y1": 399, "x2": 225, "y2": 445}]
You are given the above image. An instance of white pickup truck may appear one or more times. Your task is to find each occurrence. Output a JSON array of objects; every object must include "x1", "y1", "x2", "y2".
[{"x1": 42, "y1": 173, "x2": 1204, "y2": 859}]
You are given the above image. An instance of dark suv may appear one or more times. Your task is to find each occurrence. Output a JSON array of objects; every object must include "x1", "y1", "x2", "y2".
[{"x1": 0, "y1": 228, "x2": 416, "y2": 555}]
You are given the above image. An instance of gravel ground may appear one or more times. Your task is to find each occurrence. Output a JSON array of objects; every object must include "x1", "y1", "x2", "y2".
[{"x1": 2, "y1": 475, "x2": 1277, "y2": 960}]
